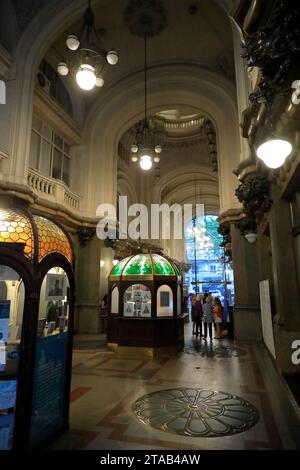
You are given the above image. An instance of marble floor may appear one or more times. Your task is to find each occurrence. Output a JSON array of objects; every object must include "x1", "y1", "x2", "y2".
[{"x1": 50, "y1": 326, "x2": 300, "y2": 450}]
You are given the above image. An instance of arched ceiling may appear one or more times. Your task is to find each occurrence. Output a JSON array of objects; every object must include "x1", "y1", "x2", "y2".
[{"x1": 49, "y1": 0, "x2": 235, "y2": 110}]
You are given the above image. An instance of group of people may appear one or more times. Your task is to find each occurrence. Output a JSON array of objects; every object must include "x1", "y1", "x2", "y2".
[{"x1": 190, "y1": 292, "x2": 223, "y2": 340}]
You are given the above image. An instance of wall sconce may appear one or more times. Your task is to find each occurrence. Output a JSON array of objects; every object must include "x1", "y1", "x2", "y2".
[{"x1": 245, "y1": 232, "x2": 258, "y2": 244}]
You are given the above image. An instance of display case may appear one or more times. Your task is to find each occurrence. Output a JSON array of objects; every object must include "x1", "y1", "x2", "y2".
[
  {"x1": 0, "y1": 206, "x2": 74, "y2": 450},
  {"x1": 107, "y1": 253, "x2": 185, "y2": 356}
]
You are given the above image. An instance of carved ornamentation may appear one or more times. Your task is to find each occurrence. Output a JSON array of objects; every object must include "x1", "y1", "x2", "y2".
[
  {"x1": 235, "y1": 175, "x2": 272, "y2": 235},
  {"x1": 77, "y1": 227, "x2": 95, "y2": 247},
  {"x1": 123, "y1": 0, "x2": 168, "y2": 38},
  {"x1": 218, "y1": 222, "x2": 231, "y2": 258},
  {"x1": 241, "y1": 0, "x2": 300, "y2": 114},
  {"x1": 205, "y1": 120, "x2": 218, "y2": 172}
]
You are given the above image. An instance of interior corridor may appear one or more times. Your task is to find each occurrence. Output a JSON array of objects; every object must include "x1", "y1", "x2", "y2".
[{"x1": 49, "y1": 325, "x2": 300, "y2": 450}]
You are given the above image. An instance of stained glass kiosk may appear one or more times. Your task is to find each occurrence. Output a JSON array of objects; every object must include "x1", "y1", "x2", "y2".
[
  {"x1": 107, "y1": 254, "x2": 185, "y2": 356},
  {"x1": 0, "y1": 206, "x2": 74, "y2": 450}
]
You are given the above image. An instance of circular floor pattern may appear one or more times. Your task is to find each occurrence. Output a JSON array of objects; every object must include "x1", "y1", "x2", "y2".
[{"x1": 133, "y1": 388, "x2": 259, "y2": 437}]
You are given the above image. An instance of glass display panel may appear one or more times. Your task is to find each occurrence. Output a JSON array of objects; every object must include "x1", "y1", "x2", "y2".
[
  {"x1": 160, "y1": 291, "x2": 170, "y2": 307},
  {"x1": 0, "y1": 265, "x2": 25, "y2": 450},
  {"x1": 30, "y1": 267, "x2": 71, "y2": 447},
  {"x1": 124, "y1": 284, "x2": 151, "y2": 317},
  {"x1": 37, "y1": 267, "x2": 70, "y2": 337},
  {"x1": 157, "y1": 285, "x2": 173, "y2": 317},
  {"x1": 0, "y1": 265, "x2": 24, "y2": 376}
]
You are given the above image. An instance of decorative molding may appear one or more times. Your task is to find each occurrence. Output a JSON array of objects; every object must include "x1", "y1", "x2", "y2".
[
  {"x1": 77, "y1": 227, "x2": 95, "y2": 247},
  {"x1": 218, "y1": 222, "x2": 231, "y2": 258},
  {"x1": 235, "y1": 174, "x2": 272, "y2": 234},
  {"x1": 123, "y1": 0, "x2": 168, "y2": 37},
  {"x1": 205, "y1": 120, "x2": 218, "y2": 172},
  {"x1": 217, "y1": 208, "x2": 244, "y2": 226},
  {"x1": 241, "y1": 0, "x2": 300, "y2": 115}
]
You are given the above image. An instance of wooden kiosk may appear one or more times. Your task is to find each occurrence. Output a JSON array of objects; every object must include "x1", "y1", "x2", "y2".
[
  {"x1": 0, "y1": 206, "x2": 74, "y2": 450},
  {"x1": 107, "y1": 253, "x2": 186, "y2": 356}
]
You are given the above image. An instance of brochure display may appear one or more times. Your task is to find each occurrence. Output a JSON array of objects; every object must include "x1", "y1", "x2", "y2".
[
  {"x1": 0, "y1": 207, "x2": 75, "y2": 450},
  {"x1": 30, "y1": 332, "x2": 68, "y2": 447},
  {"x1": 108, "y1": 254, "x2": 185, "y2": 355}
]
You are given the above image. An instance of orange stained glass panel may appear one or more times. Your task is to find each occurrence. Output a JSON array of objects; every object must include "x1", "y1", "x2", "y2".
[
  {"x1": 0, "y1": 209, "x2": 34, "y2": 259},
  {"x1": 34, "y1": 216, "x2": 73, "y2": 263}
]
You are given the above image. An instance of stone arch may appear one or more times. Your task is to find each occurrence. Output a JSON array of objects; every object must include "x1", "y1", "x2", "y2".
[
  {"x1": 117, "y1": 170, "x2": 138, "y2": 207},
  {"x1": 8, "y1": 0, "x2": 241, "y2": 220},
  {"x1": 83, "y1": 65, "x2": 241, "y2": 217}
]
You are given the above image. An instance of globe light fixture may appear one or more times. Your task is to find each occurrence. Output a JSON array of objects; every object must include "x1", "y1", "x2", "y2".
[
  {"x1": 256, "y1": 138, "x2": 292, "y2": 169},
  {"x1": 130, "y1": 35, "x2": 162, "y2": 171},
  {"x1": 96, "y1": 76, "x2": 105, "y2": 88},
  {"x1": 57, "y1": 62, "x2": 69, "y2": 76},
  {"x1": 66, "y1": 34, "x2": 80, "y2": 51},
  {"x1": 76, "y1": 64, "x2": 96, "y2": 90},
  {"x1": 106, "y1": 50, "x2": 119, "y2": 65},
  {"x1": 139, "y1": 154, "x2": 153, "y2": 171},
  {"x1": 57, "y1": 0, "x2": 118, "y2": 91},
  {"x1": 245, "y1": 232, "x2": 258, "y2": 244}
]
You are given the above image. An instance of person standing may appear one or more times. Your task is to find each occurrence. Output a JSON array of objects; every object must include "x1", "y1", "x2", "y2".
[
  {"x1": 213, "y1": 297, "x2": 223, "y2": 339},
  {"x1": 190, "y1": 294, "x2": 197, "y2": 335},
  {"x1": 202, "y1": 293, "x2": 214, "y2": 340},
  {"x1": 195, "y1": 295, "x2": 203, "y2": 337}
]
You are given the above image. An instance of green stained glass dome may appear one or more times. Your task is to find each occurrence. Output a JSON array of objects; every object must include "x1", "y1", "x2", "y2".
[{"x1": 109, "y1": 254, "x2": 180, "y2": 279}]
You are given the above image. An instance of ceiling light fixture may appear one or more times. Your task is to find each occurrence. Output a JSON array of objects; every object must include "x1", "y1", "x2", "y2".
[
  {"x1": 57, "y1": 0, "x2": 118, "y2": 91},
  {"x1": 130, "y1": 34, "x2": 162, "y2": 171},
  {"x1": 256, "y1": 137, "x2": 292, "y2": 169}
]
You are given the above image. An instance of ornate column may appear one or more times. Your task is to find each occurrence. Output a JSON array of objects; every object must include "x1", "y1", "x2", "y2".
[
  {"x1": 269, "y1": 186, "x2": 300, "y2": 373},
  {"x1": 221, "y1": 174, "x2": 273, "y2": 340},
  {"x1": 74, "y1": 227, "x2": 102, "y2": 334},
  {"x1": 230, "y1": 223, "x2": 261, "y2": 340}
]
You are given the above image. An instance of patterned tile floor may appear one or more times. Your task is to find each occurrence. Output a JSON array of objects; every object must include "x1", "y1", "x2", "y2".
[{"x1": 50, "y1": 326, "x2": 300, "y2": 450}]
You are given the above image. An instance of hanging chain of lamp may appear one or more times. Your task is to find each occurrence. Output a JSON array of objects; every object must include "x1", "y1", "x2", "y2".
[
  {"x1": 123, "y1": 0, "x2": 168, "y2": 171},
  {"x1": 130, "y1": 34, "x2": 162, "y2": 171},
  {"x1": 57, "y1": 0, "x2": 119, "y2": 91},
  {"x1": 189, "y1": 177, "x2": 213, "y2": 249}
]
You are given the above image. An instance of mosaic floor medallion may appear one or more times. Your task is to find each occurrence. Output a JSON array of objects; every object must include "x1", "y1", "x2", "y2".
[{"x1": 133, "y1": 388, "x2": 259, "y2": 437}]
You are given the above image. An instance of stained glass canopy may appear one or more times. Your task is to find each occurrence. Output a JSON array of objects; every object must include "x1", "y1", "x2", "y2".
[
  {"x1": 109, "y1": 254, "x2": 181, "y2": 280},
  {"x1": 0, "y1": 209, "x2": 73, "y2": 264}
]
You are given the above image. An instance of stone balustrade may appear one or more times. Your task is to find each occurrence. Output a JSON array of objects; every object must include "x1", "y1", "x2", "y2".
[{"x1": 27, "y1": 168, "x2": 81, "y2": 212}]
